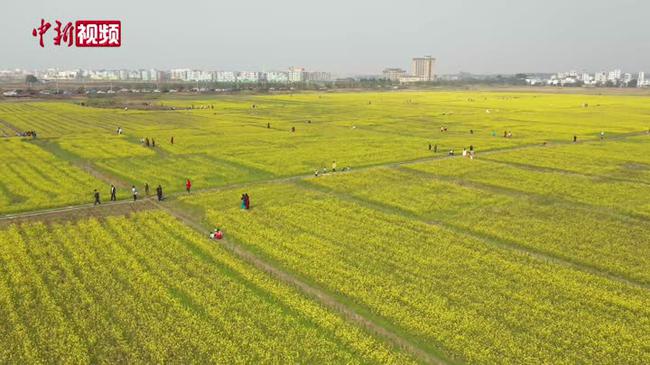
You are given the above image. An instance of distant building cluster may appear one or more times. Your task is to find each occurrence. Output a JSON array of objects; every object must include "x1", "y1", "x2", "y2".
[
  {"x1": 528, "y1": 69, "x2": 649, "y2": 87},
  {"x1": 0, "y1": 67, "x2": 332, "y2": 83},
  {"x1": 382, "y1": 56, "x2": 436, "y2": 83}
]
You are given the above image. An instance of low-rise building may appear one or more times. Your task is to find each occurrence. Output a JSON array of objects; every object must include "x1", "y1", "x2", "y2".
[{"x1": 382, "y1": 68, "x2": 407, "y2": 81}]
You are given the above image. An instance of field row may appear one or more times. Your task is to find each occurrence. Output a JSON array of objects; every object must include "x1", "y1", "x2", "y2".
[
  {"x1": 0, "y1": 211, "x2": 413, "y2": 364},
  {"x1": 179, "y1": 183, "x2": 650, "y2": 365}
]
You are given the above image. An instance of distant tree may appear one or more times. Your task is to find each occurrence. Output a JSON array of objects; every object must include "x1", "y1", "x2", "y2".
[{"x1": 25, "y1": 74, "x2": 38, "y2": 88}]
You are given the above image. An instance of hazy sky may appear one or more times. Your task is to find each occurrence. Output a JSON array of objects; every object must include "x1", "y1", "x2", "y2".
[{"x1": 1, "y1": 0, "x2": 648, "y2": 75}]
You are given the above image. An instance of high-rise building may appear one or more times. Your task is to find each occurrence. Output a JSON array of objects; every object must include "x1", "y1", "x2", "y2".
[
  {"x1": 411, "y1": 56, "x2": 436, "y2": 81},
  {"x1": 594, "y1": 72, "x2": 607, "y2": 84},
  {"x1": 638, "y1": 72, "x2": 645, "y2": 87},
  {"x1": 382, "y1": 68, "x2": 407, "y2": 81}
]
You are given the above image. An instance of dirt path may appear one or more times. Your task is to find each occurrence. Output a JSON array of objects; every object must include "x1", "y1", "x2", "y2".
[
  {"x1": 3, "y1": 130, "x2": 648, "y2": 221},
  {"x1": 154, "y1": 200, "x2": 448, "y2": 365},
  {"x1": 0, "y1": 199, "x2": 157, "y2": 227},
  {"x1": 0, "y1": 118, "x2": 22, "y2": 136}
]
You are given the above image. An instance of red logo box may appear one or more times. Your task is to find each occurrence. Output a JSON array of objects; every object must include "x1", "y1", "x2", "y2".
[{"x1": 75, "y1": 20, "x2": 121, "y2": 47}]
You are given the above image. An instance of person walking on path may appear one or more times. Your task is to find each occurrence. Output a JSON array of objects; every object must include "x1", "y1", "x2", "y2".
[
  {"x1": 132, "y1": 186, "x2": 138, "y2": 201},
  {"x1": 573, "y1": 135, "x2": 577, "y2": 143},
  {"x1": 156, "y1": 185, "x2": 163, "y2": 201},
  {"x1": 171, "y1": 136, "x2": 174, "y2": 145},
  {"x1": 93, "y1": 189, "x2": 101, "y2": 205},
  {"x1": 186, "y1": 179, "x2": 192, "y2": 193},
  {"x1": 600, "y1": 131, "x2": 605, "y2": 140},
  {"x1": 152, "y1": 139, "x2": 156, "y2": 147},
  {"x1": 241, "y1": 194, "x2": 247, "y2": 209},
  {"x1": 332, "y1": 161, "x2": 337, "y2": 172},
  {"x1": 110, "y1": 184, "x2": 117, "y2": 201},
  {"x1": 434, "y1": 144, "x2": 438, "y2": 153},
  {"x1": 428, "y1": 143, "x2": 432, "y2": 151},
  {"x1": 145, "y1": 183, "x2": 150, "y2": 197},
  {"x1": 244, "y1": 193, "x2": 250, "y2": 210}
]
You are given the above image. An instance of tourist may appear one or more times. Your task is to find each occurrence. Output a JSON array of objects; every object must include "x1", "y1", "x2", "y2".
[
  {"x1": 132, "y1": 186, "x2": 138, "y2": 201},
  {"x1": 110, "y1": 184, "x2": 117, "y2": 201},
  {"x1": 332, "y1": 160, "x2": 337, "y2": 172},
  {"x1": 93, "y1": 189, "x2": 101, "y2": 205},
  {"x1": 156, "y1": 185, "x2": 163, "y2": 201},
  {"x1": 186, "y1": 179, "x2": 192, "y2": 193}
]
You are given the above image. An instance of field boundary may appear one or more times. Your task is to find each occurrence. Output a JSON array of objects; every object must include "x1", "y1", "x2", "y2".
[{"x1": 296, "y1": 179, "x2": 650, "y2": 291}]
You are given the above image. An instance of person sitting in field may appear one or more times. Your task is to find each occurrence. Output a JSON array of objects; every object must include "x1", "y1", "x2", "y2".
[{"x1": 210, "y1": 228, "x2": 223, "y2": 240}]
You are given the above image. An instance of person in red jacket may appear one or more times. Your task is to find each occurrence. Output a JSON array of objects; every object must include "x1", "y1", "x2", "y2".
[{"x1": 186, "y1": 179, "x2": 192, "y2": 193}]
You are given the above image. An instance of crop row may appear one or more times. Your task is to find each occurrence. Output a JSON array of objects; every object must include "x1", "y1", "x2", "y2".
[
  {"x1": 0, "y1": 211, "x2": 413, "y2": 363},
  {"x1": 182, "y1": 183, "x2": 650, "y2": 364}
]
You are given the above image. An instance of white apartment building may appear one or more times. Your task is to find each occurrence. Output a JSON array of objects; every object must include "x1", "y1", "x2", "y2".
[
  {"x1": 623, "y1": 73, "x2": 632, "y2": 84},
  {"x1": 607, "y1": 69, "x2": 622, "y2": 81},
  {"x1": 170, "y1": 68, "x2": 191, "y2": 81},
  {"x1": 288, "y1": 67, "x2": 305, "y2": 82},
  {"x1": 594, "y1": 72, "x2": 607, "y2": 83},
  {"x1": 216, "y1": 71, "x2": 236, "y2": 83},
  {"x1": 382, "y1": 68, "x2": 407, "y2": 81},
  {"x1": 237, "y1": 71, "x2": 261, "y2": 83},
  {"x1": 305, "y1": 71, "x2": 332, "y2": 82},
  {"x1": 266, "y1": 71, "x2": 289, "y2": 83},
  {"x1": 188, "y1": 70, "x2": 214, "y2": 82}
]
